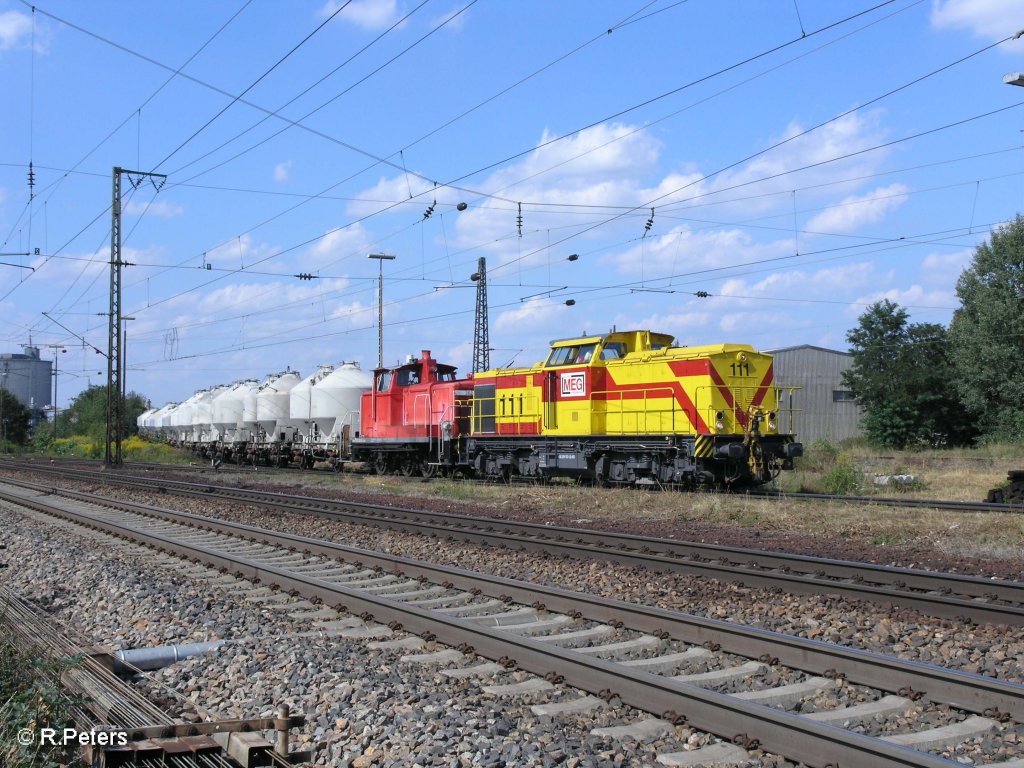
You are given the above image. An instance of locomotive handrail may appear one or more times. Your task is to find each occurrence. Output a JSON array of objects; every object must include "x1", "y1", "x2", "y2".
[{"x1": 407, "y1": 392, "x2": 432, "y2": 429}]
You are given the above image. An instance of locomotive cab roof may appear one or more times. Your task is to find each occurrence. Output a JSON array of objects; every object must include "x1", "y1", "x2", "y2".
[{"x1": 374, "y1": 349, "x2": 459, "y2": 389}]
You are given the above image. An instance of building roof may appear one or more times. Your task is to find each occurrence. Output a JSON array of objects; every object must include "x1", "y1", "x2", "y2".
[{"x1": 766, "y1": 344, "x2": 852, "y2": 357}]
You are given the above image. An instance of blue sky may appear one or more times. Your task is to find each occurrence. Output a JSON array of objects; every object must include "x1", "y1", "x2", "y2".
[{"x1": 1, "y1": 0, "x2": 1023, "y2": 410}]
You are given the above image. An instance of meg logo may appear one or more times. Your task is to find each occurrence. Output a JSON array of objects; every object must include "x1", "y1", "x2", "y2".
[{"x1": 560, "y1": 371, "x2": 586, "y2": 398}]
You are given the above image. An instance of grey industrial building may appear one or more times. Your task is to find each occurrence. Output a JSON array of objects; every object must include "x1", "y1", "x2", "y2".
[
  {"x1": 1, "y1": 345, "x2": 53, "y2": 426},
  {"x1": 769, "y1": 344, "x2": 863, "y2": 445}
]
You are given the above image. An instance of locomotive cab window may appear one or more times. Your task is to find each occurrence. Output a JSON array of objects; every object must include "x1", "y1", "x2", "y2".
[
  {"x1": 396, "y1": 369, "x2": 420, "y2": 387},
  {"x1": 600, "y1": 342, "x2": 625, "y2": 360},
  {"x1": 546, "y1": 346, "x2": 575, "y2": 366},
  {"x1": 547, "y1": 343, "x2": 597, "y2": 366},
  {"x1": 376, "y1": 371, "x2": 393, "y2": 391}
]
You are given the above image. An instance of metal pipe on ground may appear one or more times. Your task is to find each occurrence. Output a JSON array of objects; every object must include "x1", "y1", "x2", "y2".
[{"x1": 114, "y1": 641, "x2": 224, "y2": 673}]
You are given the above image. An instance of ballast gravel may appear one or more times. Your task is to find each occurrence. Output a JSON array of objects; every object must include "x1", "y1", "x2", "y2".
[
  {"x1": 59, "y1": 475, "x2": 1024, "y2": 684},
  {"x1": 2, "y1": 503, "x2": 794, "y2": 767},
  {"x1": 3, "y1": 468, "x2": 1024, "y2": 766}
]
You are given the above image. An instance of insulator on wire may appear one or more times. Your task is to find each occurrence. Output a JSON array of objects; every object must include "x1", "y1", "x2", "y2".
[
  {"x1": 517, "y1": 202, "x2": 523, "y2": 238},
  {"x1": 423, "y1": 200, "x2": 436, "y2": 220},
  {"x1": 643, "y1": 207, "x2": 654, "y2": 238}
]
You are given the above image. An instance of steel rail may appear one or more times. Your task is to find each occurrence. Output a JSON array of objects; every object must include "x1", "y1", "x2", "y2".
[
  {"x1": 6, "y1": 455, "x2": 1022, "y2": 512},
  {"x1": 7, "y1": 464, "x2": 1023, "y2": 626},
  {"x1": 757, "y1": 489, "x2": 1022, "y2": 513},
  {"x1": 3, "y1": 480, "x2": 1022, "y2": 724},
  {"x1": 0, "y1": 483, "x2": 985, "y2": 768}
]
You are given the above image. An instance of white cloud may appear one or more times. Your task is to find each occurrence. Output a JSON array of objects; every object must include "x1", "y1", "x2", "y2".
[
  {"x1": 609, "y1": 225, "x2": 786, "y2": 277},
  {"x1": 307, "y1": 223, "x2": 371, "y2": 268},
  {"x1": 706, "y1": 112, "x2": 890, "y2": 210},
  {"x1": 431, "y1": 5, "x2": 469, "y2": 31},
  {"x1": 483, "y1": 123, "x2": 663, "y2": 199},
  {"x1": 495, "y1": 296, "x2": 568, "y2": 332},
  {"x1": 124, "y1": 200, "x2": 184, "y2": 219},
  {"x1": 273, "y1": 161, "x2": 292, "y2": 183},
  {"x1": 719, "y1": 310, "x2": 790, "y2": 334},
  {"x1": 920, "y1": 249, "x2": 973, "y2": 282},
  {"x1": 804, "y1": 183, "x2": 910, "y2": 234},
  {"x1": 931, "y1": 0, "x2": 1024, "y2": 42},
  {"x1": 444, "y1": 339, "x2": 473, "y2": 371},
  {"x1": 321, "y1": 0, "x2": 403, "y2": 30},
  {"x1": 850, "y1": 284, "x2": 958, "y2": 312},
  {"x1": 719, "y1": 262, "x2": 877, "y2": 302},
  {"x1": 0, "y1": 10, "x2": 37, "y2": 51},
  {"x1": 346, "y1": 173, "x2": 457, "y2": 218}
]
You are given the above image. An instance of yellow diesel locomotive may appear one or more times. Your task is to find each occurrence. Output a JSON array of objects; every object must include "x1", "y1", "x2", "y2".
[{"x1": 463, "y1": 329, "x2": 802, "y2": 487}]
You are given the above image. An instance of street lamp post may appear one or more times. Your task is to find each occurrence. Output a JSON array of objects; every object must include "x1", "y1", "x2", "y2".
[
  {"x1": 121, "y1": 316, "x2": 135, "y2": 409},
  {"x1": 0, "y1": 371, "x2": 5, "y2": 454},
  {"x1": 367, "y1": 253, "x2": 396, "y2": 368},
  {"x1": 47, "y1": 344, "x2": 67, "y2": 441}
]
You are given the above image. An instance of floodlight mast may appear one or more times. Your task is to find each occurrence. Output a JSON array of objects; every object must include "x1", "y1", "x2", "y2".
[{"x1": 470, "y1": 257, "x2": 490, "y2": 374}]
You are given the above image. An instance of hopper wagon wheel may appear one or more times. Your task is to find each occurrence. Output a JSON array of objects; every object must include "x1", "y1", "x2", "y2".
[
  {"x1": 420, "y1": 460, "x2": 438, "y2": 479},
  {"x1": 373, "y1": 454, "x2": 389, "y2": 476}
]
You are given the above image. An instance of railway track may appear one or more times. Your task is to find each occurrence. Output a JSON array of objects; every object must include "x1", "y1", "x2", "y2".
[
  {"x1": 2, "y1": 478, "x2": 1022, "y2": 768},
  {"x1": 5, "y1": 462, "x2": 1023, "y2": 627},
  {"x1": 12, "y1": 456, "x2": 1022, "y2": 513},
  {"x1": 758, "y1": 489, "x2": 1023, "y2": 514}
]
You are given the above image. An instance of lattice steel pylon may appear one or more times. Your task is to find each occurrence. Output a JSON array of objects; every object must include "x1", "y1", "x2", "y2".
[
  {"x1": 471, "y1": 257, "x2": 489, "y2": 374},
  {"x1": 105, "y1": 167, "x2": 165, "y2": 467}
]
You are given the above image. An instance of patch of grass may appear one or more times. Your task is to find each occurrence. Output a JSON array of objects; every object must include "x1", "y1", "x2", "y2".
[
  {"x1": 726, "y1": 508, "x2": 763, "y2": 526},
  {"x1": 429, "y1": 481, "x2": 475, "y2": 501},
  {"x1": 0, "y1": 635, "x2": 85, "y2": 768}
]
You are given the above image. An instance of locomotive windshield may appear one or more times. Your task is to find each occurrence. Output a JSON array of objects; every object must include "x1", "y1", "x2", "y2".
[
  {"x1": 546, "y1": 343, "x2": 597, "y2": 366},
  {"x1": 396, "y1": 369, "x2": 420, "y2": 386}
]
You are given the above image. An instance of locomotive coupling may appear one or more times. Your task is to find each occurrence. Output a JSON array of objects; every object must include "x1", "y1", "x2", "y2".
[
  {"x1": 714, "y1": 442, "x2": 747, "y2": 460},
  {"x1": 782, "y1": 443, "x2": 804, "y2": 459}
]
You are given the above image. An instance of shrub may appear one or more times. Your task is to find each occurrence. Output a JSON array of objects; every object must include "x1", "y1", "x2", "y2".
[{"x1": 821, "y1": 454, "x2": 867, "y2": 495}]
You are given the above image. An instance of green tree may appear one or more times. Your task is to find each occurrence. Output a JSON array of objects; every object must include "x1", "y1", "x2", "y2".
[
  {"x1": 843, "y1": 300, "x2": 973, "y2": 448},
  {"x1": 0, "y1": 388, "x2": 32, "y2": 447},
  {"x1": 948, "y1": 215, "x2": 1024, "y2": 442},
  {"x1": 55, "y1": 385, "x2": 149, "y2": 442}
]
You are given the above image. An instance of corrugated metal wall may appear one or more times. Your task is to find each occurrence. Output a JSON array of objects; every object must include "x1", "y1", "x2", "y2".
[{"x1": 770, "y1": 346, "x2": 862, "y2": 444}]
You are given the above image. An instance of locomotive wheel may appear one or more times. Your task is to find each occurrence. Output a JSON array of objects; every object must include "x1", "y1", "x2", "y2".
[
  {"x1": 373, "y1": 454, "x2": 389, "y2": 475},
  {"x1": 420, "y1": 460, "x2": 437, "y2": 479},
  {"x1": 399, "y1": 458, "x2": 416, "y2": 477}
]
